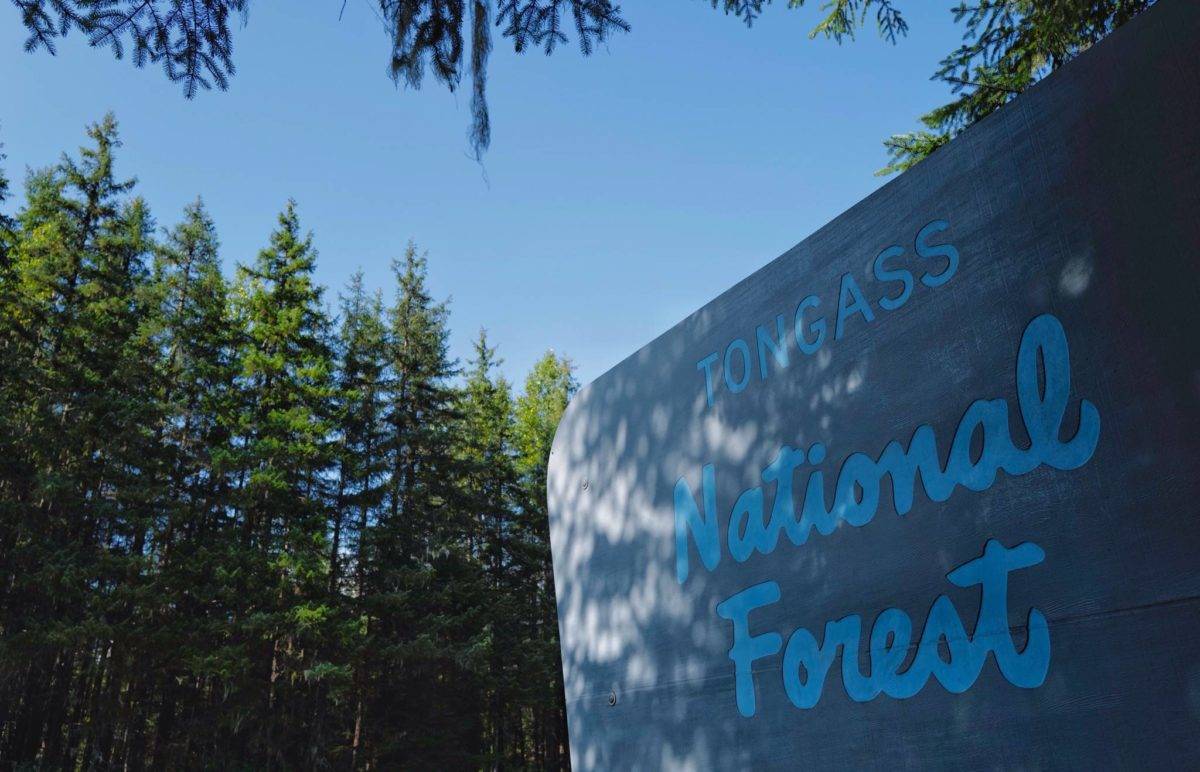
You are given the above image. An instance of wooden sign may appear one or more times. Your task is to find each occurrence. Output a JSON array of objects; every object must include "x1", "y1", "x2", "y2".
[{"x1": 547, "y1": 1, "x2": 1200, "y2": 767}]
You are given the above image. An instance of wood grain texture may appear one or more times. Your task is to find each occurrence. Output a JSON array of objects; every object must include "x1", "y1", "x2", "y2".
[{"x1": 548, "y1": 1, "x2": 1200, "y2": 768}]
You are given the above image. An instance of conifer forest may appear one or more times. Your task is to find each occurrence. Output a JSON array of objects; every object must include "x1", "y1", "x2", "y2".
[{"x1": 0, "y1": 116, "x2": 574, "y2": 769}]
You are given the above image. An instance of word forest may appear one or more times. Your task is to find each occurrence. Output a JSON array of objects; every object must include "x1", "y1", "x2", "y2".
[{"x1": 673, "y1": 313, "x2": 1101, "y2": 717}]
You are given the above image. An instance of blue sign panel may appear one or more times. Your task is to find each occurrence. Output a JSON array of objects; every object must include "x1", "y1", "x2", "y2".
[{"x1": 547, "y1": 1, "x2": 1200, "y2": 768}]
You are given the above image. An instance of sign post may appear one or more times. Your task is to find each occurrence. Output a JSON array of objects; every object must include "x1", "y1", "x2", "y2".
[{"x1": 548, "y1": 1, "x2": 1200, "y2": 767}]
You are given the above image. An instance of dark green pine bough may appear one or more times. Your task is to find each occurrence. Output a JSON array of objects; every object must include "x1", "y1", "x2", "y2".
[
  {"x1": 0, "y1": 116, "x2": 579, "y2": 768},
  {"x1": 10, "y1": 0, "x2": 1156, "y2": 169}
]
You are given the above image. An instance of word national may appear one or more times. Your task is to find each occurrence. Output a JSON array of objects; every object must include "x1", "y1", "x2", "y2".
[
  {"x1": 671, "y1": 312, "x2": 1101, "y2": 718},
  {"x1": 674, "y1": 313, "x2": 1100, "y2": 585}
]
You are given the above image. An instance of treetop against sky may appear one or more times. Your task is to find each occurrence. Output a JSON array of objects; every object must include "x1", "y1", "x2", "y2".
[{"x1": 1, "y1": 1, "x2": 1155, "y2": 388}]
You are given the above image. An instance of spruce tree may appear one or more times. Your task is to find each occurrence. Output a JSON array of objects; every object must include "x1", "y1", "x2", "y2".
[
  {"x1": 332, "y1": 272, "x2": 391, "y2": 767},
  {"x1": 0, "y1": 115, "x2": 165, "y2": 767},
  {"x1": 332, "y1": 273, "x2": 389, "y2": 598},
  {"x1": 146, "y1": 197, "x2": 243, "y2": 766},
  {"x1": 458, "y1": 329, "x2": 525, "y2": 766},
  {"x1": 230, "y1": 200, "x2": 342, "y2": 766},
  {"x1": 513, "y1": 350, "x2": 577, "y2": 768},
  {"x1": 362, "y1": 243, "x2": 486, "y2": 767},
  {"x1": 0, "y1": 118, "x2": 583, "y2": 769}
]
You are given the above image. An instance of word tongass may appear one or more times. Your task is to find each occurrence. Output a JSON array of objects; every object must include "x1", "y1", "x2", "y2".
[
  {"x1": 716, "y1": 539, "x2": 1050, "y2": 717},
  {"x1": 695, "y1": 220, "x2": 959, "y2": 408},
  {"x1": 674, "y1": 313, "x2": 1100, "y2": 585}
]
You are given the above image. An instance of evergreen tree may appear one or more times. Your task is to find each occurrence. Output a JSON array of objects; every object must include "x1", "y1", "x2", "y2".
[
  {"x1": 458, "y1": 329, "x2": 525, "y2": 766},
  {"x1": 146, "y1": 197, "x2": 242, "y2": 766},
  {"x1": 0, "y1": 119, "x2": 579, "y2": 769},
  {"x1": 332, "y1": 272, "x2": 391, "y2": 767},
  {"x1": 513, "y1": 350, "x2": 577, "y2": 769},
  {"x1": 360, "y1": 243, "x2": 488, "y2": 767},
  {"x1": 229, "y1": 200, "x2": 343, "y2": 766},
  {"x1": 0, "y1": 115, "x2": 165, "y2": 767},
  {"x1": 332, "y1": 273, "x2": 389, "y2": 599}
]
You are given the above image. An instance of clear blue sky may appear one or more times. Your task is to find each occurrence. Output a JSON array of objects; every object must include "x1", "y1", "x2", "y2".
[{"x1": 1, "y1": 1, "x2": 962, "y2": 388}]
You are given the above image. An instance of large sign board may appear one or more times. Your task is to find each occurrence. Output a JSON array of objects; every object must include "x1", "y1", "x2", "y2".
[{"x1": 547, "y1": 1, "x2": 1200, "y2": 768}]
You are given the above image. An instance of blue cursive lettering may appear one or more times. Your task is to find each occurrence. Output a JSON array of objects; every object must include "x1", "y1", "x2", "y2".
[
  {"x1": 675, "y1": 314, "x2": 1099, "y2": 585},
  {"x1": 717, "y1": 539, "x2": 1050, "y2": 716}
]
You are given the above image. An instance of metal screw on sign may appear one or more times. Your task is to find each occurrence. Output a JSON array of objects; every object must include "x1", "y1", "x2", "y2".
[
  {"x1": 582, "y1": 479, "x2": 590, "y2": 491},
  {"x1": 608, "y1": 689, "x2": 617, "y2": 707}
]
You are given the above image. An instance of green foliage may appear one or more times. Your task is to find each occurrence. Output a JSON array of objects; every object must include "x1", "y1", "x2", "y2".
[
  {"x1": 515, "y1": 350, "x2": 576, "y2": 479},
  {"x1": 11, "y1": 0, "x2": 628, "y2": 159},
  {"x1": 710, "y1": 0, "x2": 907, "y2": 41},
  {"x1": 0, "y1": 117, "x2": 574, "y2": 769},
  {"x1": 387, "y1": 0, "x2": 629, "y2": 157},
  {"x1": 9, "y1": 1, "x2": 1153, "y2": 165},
  {"x1": 13, "y1": 0, "x2": 247, "y2": 96},
  {"x1": 879, "y1": 1, "x2": 1157, "y2": 173},
  {"x1": 877, "y1": 130, "x2": 949, "y2": 176},
  {"x1": 0, "y1": 133, "x2": 13, "y2": 266},
  {"x1": 709, "y1": 1, "x2": 1155, "y2": 173}
]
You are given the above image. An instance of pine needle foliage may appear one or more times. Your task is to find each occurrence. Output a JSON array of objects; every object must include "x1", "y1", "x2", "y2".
[
  {"x1": 707, "y1": 1, "x2": 1155, "y2": 174},
  {"x1": 383, "y1": 0, "x2": 629, "y2": 157},
  {"x1": 0, "y1": 117, "x2": 575, "y2": 769},
  {"x1": 709, "y1": 0, "x2": 907, "y2": 42},
  {"x1": 9, "y1": 1, "x2": 1157, "y2": 164},
  {"x1": 877, "y1": 0, "x2": 1157, "y2": 174},
  {"x1": 13, "y1": 0, "x2": 248, "y2": 97}
]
